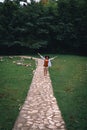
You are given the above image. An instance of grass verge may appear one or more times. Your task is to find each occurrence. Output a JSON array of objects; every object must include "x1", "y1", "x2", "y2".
[
  {"x1": 49, "y1": 55, "x2": 87, "y2": 130},
  {"x1": 0, "y1": 56, "x2": 35, "y2": 130}
]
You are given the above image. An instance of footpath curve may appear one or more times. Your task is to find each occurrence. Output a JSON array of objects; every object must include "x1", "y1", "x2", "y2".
[{"x1": 13, "y1": 58, "x2": 66, "y2": 130}]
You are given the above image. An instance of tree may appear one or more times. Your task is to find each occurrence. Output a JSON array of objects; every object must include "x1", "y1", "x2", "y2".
[{"x1": 0, "y1": 0, "x2": 87, "y2": 54}]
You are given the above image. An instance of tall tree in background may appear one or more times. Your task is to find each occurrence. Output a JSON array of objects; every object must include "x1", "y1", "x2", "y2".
[
  {"x1": 0, "y1": 0, "x2": 87, "y2": 54},
  {"x1": 41, "y1": 0, "x2": 48, "y2": 4}
]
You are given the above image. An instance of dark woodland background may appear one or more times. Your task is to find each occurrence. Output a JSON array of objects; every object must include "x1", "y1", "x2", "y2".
[{"x1": 0, "y1": 0, "x2": 87, "y2": 55}]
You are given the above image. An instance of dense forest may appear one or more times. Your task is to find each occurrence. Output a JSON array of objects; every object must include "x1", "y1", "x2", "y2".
[{"x1": 0, "y1": 0, "x2": 87, "y2": 55}]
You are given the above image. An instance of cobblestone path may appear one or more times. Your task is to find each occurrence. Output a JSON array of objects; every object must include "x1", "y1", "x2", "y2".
[{"x1": 13, "y1": 58, "x2": 66, "y2": 130}]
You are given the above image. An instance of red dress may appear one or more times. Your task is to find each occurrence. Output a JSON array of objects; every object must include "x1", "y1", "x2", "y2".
[{"x1": 44, "y1": 59, "x2": 49, "y2": 67}]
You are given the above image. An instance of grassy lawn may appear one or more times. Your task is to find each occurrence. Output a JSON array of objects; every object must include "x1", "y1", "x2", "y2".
[
  {"x1": 0, "y1": 55, "x2": 87, "y2": 130},
  {"x1": 0, "y1": 56, "x2": 35, "y2": 130},
  {"x1": 49, "y1": 55, "x2": 87, "y2": 130}
]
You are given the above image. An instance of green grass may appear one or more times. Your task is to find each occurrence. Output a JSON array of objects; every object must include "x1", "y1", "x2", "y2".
[
  {"x1": 49, "y1": 55, "x2": 87, "y2": 130},
  {"x1": 0, "y1": 56, "x2": 35, "y2": 130},
  {"x1": 0, "y1": 55, "x2": 87, "y2": 130}
]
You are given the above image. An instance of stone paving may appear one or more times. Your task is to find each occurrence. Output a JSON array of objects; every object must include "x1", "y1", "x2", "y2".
[{"x1": 12, "y1": 58, "x2": 66, "y2": 130}]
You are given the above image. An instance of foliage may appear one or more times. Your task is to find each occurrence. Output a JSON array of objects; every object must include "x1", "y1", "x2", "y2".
[{"x1": 0, "y1": 0, "x2": 87, "y2": 55}]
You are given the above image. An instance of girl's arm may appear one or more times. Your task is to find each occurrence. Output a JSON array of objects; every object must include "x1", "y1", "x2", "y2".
[
  {"x1": 38, "y1": 53, "x2": 45, "y2": 60},
  {"x1": 50, "y1": 56, "x2": 57, "y2": 61}
]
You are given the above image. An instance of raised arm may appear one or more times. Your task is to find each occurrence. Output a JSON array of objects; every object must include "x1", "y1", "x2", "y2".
[
  {"x1": 38, "y1": 53, "x2": 45, "y2": 60},
  {"x1": 50, "y1": 56, "x2": 57, "y2": 61}
]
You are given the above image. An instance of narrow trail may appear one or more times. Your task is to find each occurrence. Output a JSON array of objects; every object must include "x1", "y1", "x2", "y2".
[{"x1": 13, "y1": 58, "x2": 66, "y2": 130}]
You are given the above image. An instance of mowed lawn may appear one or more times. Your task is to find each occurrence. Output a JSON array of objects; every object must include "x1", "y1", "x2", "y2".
[
  {"x1": 0, "y1": 55, "x2": 87, "y2": 130},
  {"x1": 49, "y1": 55, "x2": 87, "y2": 130},
  {"x1": 0, "y1": 56, "x2": 35, "y2": 130}
]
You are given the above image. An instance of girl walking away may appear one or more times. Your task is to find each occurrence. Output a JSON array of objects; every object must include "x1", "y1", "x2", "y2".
[{"x1": 38, "y1": 53, "x2": 57, "y2": 76}]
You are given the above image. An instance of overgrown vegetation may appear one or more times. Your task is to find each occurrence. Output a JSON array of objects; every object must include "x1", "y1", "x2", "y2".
[
  {"x1": 0, "y1": 56, "x2": 35, "y2": 130},
  {"x1": 0, "y1": 0, "x2": 87, "y2": 55},
  {"x1": 49, "y1": 55, "x2": 87, "y2": 130}
]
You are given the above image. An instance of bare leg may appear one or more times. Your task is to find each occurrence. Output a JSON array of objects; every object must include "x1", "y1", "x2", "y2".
[
  {"x1": 44, "y1": 67, "x2": 48, "y2": 76},
  {"x1": 44, "y1": 67, "x2": 46, "y2": 76},
  {"x1": 45, "y1": 67, "x2": 48, "y2": 75}
]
